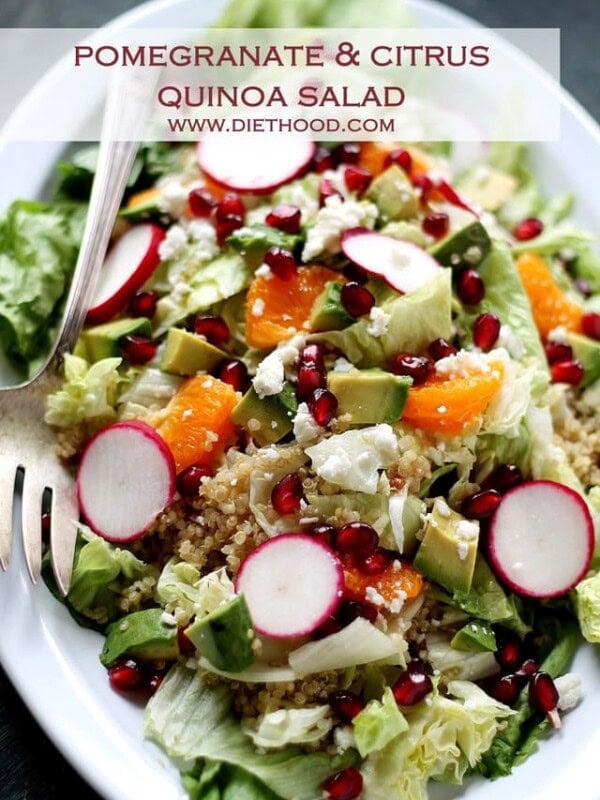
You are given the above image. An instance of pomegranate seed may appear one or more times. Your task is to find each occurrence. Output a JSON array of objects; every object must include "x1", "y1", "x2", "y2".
[
  {"x1": 108, "y1": 660, "x2": 143, "y2": 692},
  {"x1": 338, "y1": 599, "x2": 379, "y2": 625},
  {"x1": 496, "y1": 640, "x2": 522, "y2": 670},
  {"x1": 299, "y1": 343, "x2": 325, "y2": 370},
  {"x1": 392, "y1": 669, "x2": 433, "y2": 706},
  {"x1": 332, "y1": 142, "x2": 361, "y2": 165},
  {"x1": 216, "y1": 214, "x2": 244, "y2": 244},
  {"x1": 309, "y1": 388, "x2": 338, "y2": 426},
  {"x1": 147, "y1": 674, "x2": 164, "y2": 695},
  {"x1": 481, "y1": 464, "x2": 523, "y2": 493},
  {"x1": 428, "y1": 337, "x2": 457, "y2": 361},
  {"x1": 550, "y1": 359, "x2": 584, "y2": 385},
  {"x1": 311, "y1": 523, "x2": 337, "y2": 548},
  {"x1": 575, "y1": 278, "x2": 592, "y2": 298},
  {"x1": 177, "y1": 463, "x2": 213, "y2": 497},
  {"x1": 271, "y1": 472, "x2": 304, "y2": 515},
  {"x1": 336, "y1": 522, "x2": 378, "y2": 557},
  {"x1": 188, "y1": 187, "x2": 216, "y2": 217},
  {"x1": 264, "y1": 246, "x2": 297, "y2": 280},
  {"x1": 340, "y1": 282, "x2": 375, "y2": 317},
  {"x1": 129, "y1": 290, "x2": 159, "y2": 318},
  {"x1": 323, "y1": 767, "x2": 363, "y2": 800},
  {"x1": 462, "y1": 489, "x2": 501, "y2": 519},
  {"x1": 215, "y1": 193, "x2": 245, "y2": 222},
  {"x1": 265, "y1": 204, "x2": 302, "y2": 234},
  {"x1": 422, "y1": 212, "x2": 449, "y2": 240},
  {"x1": 529, "y1": 671, "x2": 559, "y2": 713},
  {"x1": 344, "y1": 165, "x2": 372, "y2": 195},
  {"x1": 389, "y1": 353, "x2": 432, "y2": 385},
  {"x1": 313, "y1": 146, "x2": 334, "y2": 173},
  {"x1": 457, "y1": 269, "x2": 485, "y2": 305},
  {"x1": 358, "y1": 548, "x2": 393, "y2": 575},
  {"x1": 296, "y1": 365, "x2": 326, "y2": 401},
  {"x1": 544, "y1": 341, "x2": 573, "y2": 364},
  {"x1": 513, "y1": 217, "x2": 544, "y2": 241},
  {"x1": 385, "y1": 148, "x2": 412, "y2": 173},
  {"x1": 473, "y1": 312, "x2": 501, "y2": 351},
  {"x1": 41, "y1": 511, "x2": 51, "y2": 543},
  {"x1": 489, "y1": 674, "x2": 520, "y2": 705},
  {"x1": 177, "y1": 628, "x2": 196, "y2": 656},
  {"x1": 193, "y1": 315, "x2": 230, "y2": 346},
  {"x1": 319, "y1": 178, "x2": 342, "y2": 206},
  {"x1": 329, "y1": 690, "x2": 365, "y2": 722},
  {"x1": 435, "y1": 179, "x2": 473, "y2": 213},
  {"x1": 411, "y1": 173, "x2": 433, "y2": 203},
  {"x1": 312, "y1": 616, "x2": 342, "y2": 639},
  {"x1": 218, "y1": 359, "x2": 248, "y2": 392},
  {"x1": 582, "y1": 311, "x2": 600, "y2": 340},
  {"x1": 515, "y1": 659, "x2": 539, "y2": 680},
  {"x1": 120, "y1": 335, "x2": 157, "y2": 365}
]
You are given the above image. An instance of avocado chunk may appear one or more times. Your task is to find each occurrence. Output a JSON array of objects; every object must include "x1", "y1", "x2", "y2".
[
  {"x1": 161, "y1": 328, "x2": 227, "y2": 376},
  {"x1": 366, "y1": 165, "x2": 419, "y2": 222},
  {"x1": 451, "y1": 619, "x2": 497, "y2": 652},
  {"x1": 231, "y1": 382, "x2": 297, "y2": 446},
  {"x1": 327, "y1": 369, "x2": 411, "y2": 424},
  {"x1": 310, "y1": 281, "x2": 354, "y2": 332},
  {"x1": 100, "y1": 608, "x2": 179, "y2": 667},
  {"x1": 81, "y1": 317, "x2": 152, "y2": 361},
  {"x1": 413, "y1": 499, "x2": 479, "y2": 594},
  {"x1": 566, "y1": 331, "x2": 600, "y2": 387},
  {"x1": 456, "y1": 167, "x2": 518, "y2": 212},
  {"x1": 120, "y1": 196, "x2": 162, "y2": 221},
  {"x1": 429, "y1": 220, "x2": 491, "y2": 269},
  {"x1": 184, "y1": 593, "x2": 255, "y2": 673}
]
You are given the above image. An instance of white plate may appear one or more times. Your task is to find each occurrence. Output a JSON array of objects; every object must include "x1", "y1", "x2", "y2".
[{"x1": 0, "y1": 1, "x2": 599, "y2": 799}]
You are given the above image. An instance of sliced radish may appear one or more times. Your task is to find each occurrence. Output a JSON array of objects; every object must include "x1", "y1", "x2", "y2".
[
  {"x1": 488, "y1": 480, "x2": 594, "y2": 598},
  {"x1": 197, "y1": 137, "x2": 315, "y2": 195},
  {"x1": 341, "y1": 228, "x2": 442, "y2": 294},
  {"x1": 87, "y1": 223, "x2": 165, "y2": 324},
  {"x1": 77, "y1": 421, "x2": 175, "y2": 543},
  {"x1": 234, "y1": 533, "x2": 343, "y2": 639}
]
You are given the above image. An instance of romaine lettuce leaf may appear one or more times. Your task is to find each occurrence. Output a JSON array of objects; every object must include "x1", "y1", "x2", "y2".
[{"x1": 144, "y1": 666, "x2": 357, "y2": 800}]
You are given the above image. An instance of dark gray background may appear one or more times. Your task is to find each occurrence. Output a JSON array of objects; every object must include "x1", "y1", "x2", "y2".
[{"x1": 0, "y1": 1, "x2": 598, "y2": 799}]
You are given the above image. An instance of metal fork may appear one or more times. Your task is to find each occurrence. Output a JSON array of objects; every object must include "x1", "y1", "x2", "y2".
[{"x1": 0, "y1": 68, "x2": 158, "y2": 596}]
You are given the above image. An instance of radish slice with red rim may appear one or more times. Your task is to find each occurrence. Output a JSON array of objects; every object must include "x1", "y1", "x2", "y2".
[
  {"x1": 235, "y1": 533, "x2": 344, "y2": 639},
  {"x1": 87, "y1": 223, "x2": 165, "y2": 325},
  {"x1": 77, "y1": 421, "x2": 176, "y2": 543},
  {"x1": 197, "y1": 137, "x2": 315, "y2": 195},
  {"x1": 341, "y1": 228, "x2": 442, "y2": 294},
  {"x1": 488, "y1": 479, "x2": 594, "y2": 598}
]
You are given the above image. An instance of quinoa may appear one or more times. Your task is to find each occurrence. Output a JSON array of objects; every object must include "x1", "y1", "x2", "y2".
[
  {"x1": 230, "y1": 671, "x2": 344, "y2": 719},
  {"x1": 553, "y1": 390, "x2": 600, "y2": 487}
]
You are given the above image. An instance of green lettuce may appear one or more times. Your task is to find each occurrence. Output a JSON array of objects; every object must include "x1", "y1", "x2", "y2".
[
  {"x1": 215, "y1": 0, "x2": 411, "y2": 27},
  {"x1": 227, "y1": 224, "x2": 301, "y2": 255},
  {"x1": 512, "y1": 223, "x2": 595, "y2": 257},
  {"x1": 156, "y1": 560, "x2": 234, "y2": 624},
  {"x1": 362, "y1": 681, "x2": 513, "y2": 800},
  {"x1": 315, "y1": 269, "x2": 452, "y2": 366},
  {"x1": 0, "y1": 199, "x2": 86, "y2": 375},
  {"x1": 353, "y1": 687, "x2": 408, "y2": 757},
  {"x1": 183, "y1": 760, "x2": 281, "y2": 800},
  {"x1": 117, "y1": 367, "x2": 183, "y2": 420},
  {"x1": 245, "y1": 706, "x2": 332, "y2": 749},
  {"x1": 572, "y1": 246, "x2": 600, "y2": 293},
  {"x1": 575, "y1": 571, "x2": 600, "y2": 643},
  {"x1": 144, "y1": 666, "x2": 357, "y2": 800}
]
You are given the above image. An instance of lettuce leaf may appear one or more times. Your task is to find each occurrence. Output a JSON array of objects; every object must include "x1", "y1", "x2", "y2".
[
  {"x1": 0, "y1": 199, "x2": 86, "y2": 375},
  {"x1": 574, "y1": 571, "x2": 600, "y2": 643},
  {"x1": 144, "y1": 666, "x2": 357, "y2": 800},
  {"x1": 353, "y1": 687, "x2": 408, "y2": 757},
  {"x1": 215, "y1": 0, "x2": 411, "y2": 27},
  {"x1": 156, "y1": 560, "x2": 234, "y2": 624},
  {"x1": 183, "y1": 761, "x2": 281, "y2": 800},
  {"x1": 245, "y1": 706, "x2": 332, "y2": 749}
]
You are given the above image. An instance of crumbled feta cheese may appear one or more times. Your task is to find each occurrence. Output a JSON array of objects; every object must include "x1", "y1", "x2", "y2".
[
  {"x1": 333, "y1": 357, "x2": 355, "y2": 373},
  {"x1": 434, "y1": 498, "x2": 452, "y2": 518},
  {"x1": 497, "y1": 324, "x2": 525, "y2": 359},
  {"x1": 457, "y1": 520, "x2": 479, "y2": 540},
  {"x1": 186, "y1": 218, "x2": 219, "y2": 262},
  {"x1": 555, "y1": 673, "x2": 582, "y2": 711},
  {"x1": 282, "y1": 181, "x2": 319, "y2": 222},
  {"x1": 251, "y1": 298, "x2": 265, "y2": 317},
  {"x1": 435, "y1": 349, "x2": 491, "y2": 379},
  {"x1": 157, "y1": 177, "x2": 196, "y2": 218},
  {"x1": 301, "y1": 195, "x2": 377, "y2": 262},
  {"x1": 160, "y1": 611, "x2": 177, "y2": 627},
  {"x1": 463, "y1": 245, "x2": 483, "y2": 265},
  {"x1": 293, "y1": 402, "x2": 324, "y2": 446},
  {"x1": 547, "y1": 325, "x2": 569, "y2": 344},
  {"x1": 252, "y1": 337, "x2": 304, "y2": 398},
  {"x1": 333, "y1": 725, "x2": 356, "y2": 752},
  {"x1": 158, "y1": 224, "x2": 188, "y2": 261},
  {"x1": 389, "y1": 589, "x2": 407, "y2": 614},
  {"x1": 255, "y1": 263, "x2": 273, "y2": 280},
  {"x1": 366, "y1": 306, "x2": 391, "y2": 337},
  {"x1": 437, "y1": 405, "x2": 447, "y2": 413},
  {"x1": 456, "y1": 541, "x2": 469, "y2": 560},
  {"x1": 365, "y1": 586, "x2": 385, "y2": 606}
]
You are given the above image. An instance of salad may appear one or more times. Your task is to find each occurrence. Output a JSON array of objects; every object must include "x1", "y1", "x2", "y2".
[{"x1": 0, "y1": 6, "x2": 599, "y2": 800}]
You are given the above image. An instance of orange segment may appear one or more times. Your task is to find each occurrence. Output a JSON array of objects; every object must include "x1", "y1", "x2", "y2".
[
  {"x1": 126, "y1": 187, "x2": 161, "y2": 209},
  {"x1": 358, "y1": 142, "x2": 432, "y2": 176},
  {"x1": 344, "y1": 558, "x2": 424, "y2": 606},
  {"x1": 246, "y1": 265, "x2": 342, "y2": 349},
  {"x1": 154, "y1": 375, "x2": 238, "y2": 472},
  {"x1": 515, "y1": 252, "x2": 584, "y2": 339},
  {"x1": 402, "y1": 362, "x2": 504, "y2": 437}
]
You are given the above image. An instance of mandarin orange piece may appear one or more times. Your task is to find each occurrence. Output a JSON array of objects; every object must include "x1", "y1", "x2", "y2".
[
  {"x1": 344, "y1": 558, "x2": 424, "y2": 606},
  {"x1": 358, "y1": 142, "x2": 432, "y2": 177},
  {"x1": 515, "y1": 252, "x2": 584, "y2": 339},
  {"x1": 155, "y1": 375, "x2": 238, "y2": 472},
  {"x1": 246, "y1": 265, "x2": 342, "y2": 349}
]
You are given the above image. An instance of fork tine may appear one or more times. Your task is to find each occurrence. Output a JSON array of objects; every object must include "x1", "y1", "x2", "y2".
[
  {"x1": 49, "y1": 482, "x2": 79, "y2": 597},
  {"x1": 21, "y1": 470, "x2": 45, "y2": 584},
  {"x1": 0, "y1": 459, "x2": 17, "y2": 570}
]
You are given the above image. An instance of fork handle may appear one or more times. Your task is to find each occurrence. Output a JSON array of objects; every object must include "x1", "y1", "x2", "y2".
[{"x1": 48, "y1": 69, "x2": 158, "y2": 365}]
